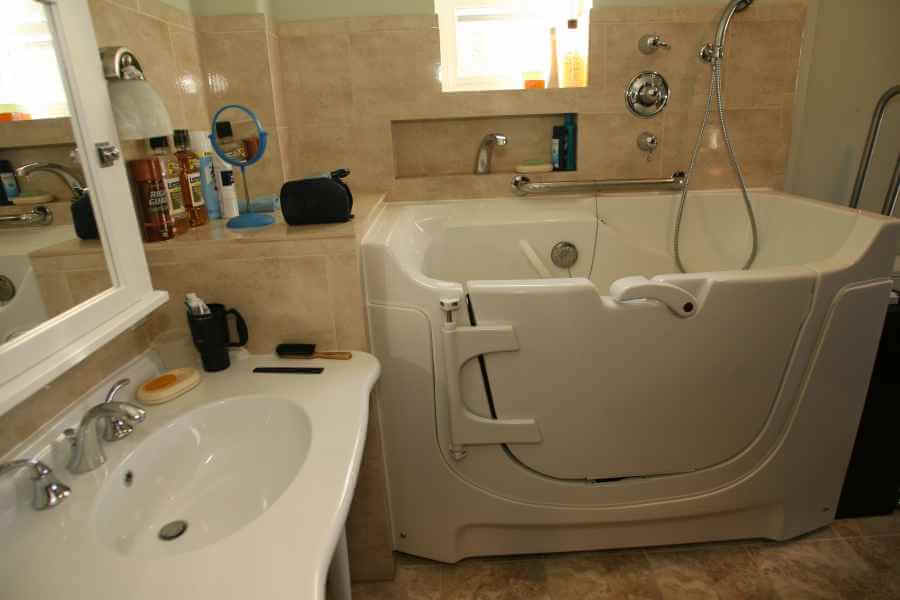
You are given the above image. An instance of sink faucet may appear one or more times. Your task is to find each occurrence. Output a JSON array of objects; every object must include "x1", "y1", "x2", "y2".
[
  {"x1": 68, "y1": 387, "x2": 145, "y2": 474},
  {"x1": 14, "y1": 162, "x2": 88, "y2": 202},
  {"x1": 474, "y1": 133, "x2": 508, "y2": 174},
  {"x1": 0, "y1": 459, "x2": 71, "y2": 510}
]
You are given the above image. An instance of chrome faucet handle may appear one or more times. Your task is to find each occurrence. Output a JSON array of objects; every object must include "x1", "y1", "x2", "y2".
[
  {"x1": 0, "y1": 459, "x2": 72, "y2": 510},
  {"x1": 101, "y1": 400, "x2": 145, "y2": 442},
  {"x1": 639, "y1": 34, "x2": 670, "y2": 54},
  {"x1": 102, "y1": 379, "x2": 135, "y2": 442},
  {"x1": 68, "y1": 401, "x2": 146, "y2": 474}
]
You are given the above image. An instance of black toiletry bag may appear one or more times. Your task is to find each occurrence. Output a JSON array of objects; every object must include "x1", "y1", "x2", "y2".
[{"x1": 280, "y1": 168, "x2": 353, "y2": 225}]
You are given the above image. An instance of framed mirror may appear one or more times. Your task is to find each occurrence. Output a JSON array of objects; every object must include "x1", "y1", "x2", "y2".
[{"x1": 0, "y1": 0, "x2": 167, "y2": 414}]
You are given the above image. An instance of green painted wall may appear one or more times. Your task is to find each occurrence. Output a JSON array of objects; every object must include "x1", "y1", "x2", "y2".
[
  {"x1": 269, "y1": 0, "x2": 434, "y2": 20},
  {"x1": 159, "y1": 0, "x2": 193, "y2": 12},
  {"x1": 787, "y1": 0, "x2": 900, "y2": 215}
]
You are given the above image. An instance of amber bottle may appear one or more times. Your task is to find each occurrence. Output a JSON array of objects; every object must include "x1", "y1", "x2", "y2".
[
  {"x1": 150, "y1": 136, "x2": 191, "y2": 235},
  {"x1": 173, "y1": 129, "x2": 209, "y2": 227},
  {"x1": 128, "y1": 158, "x2": 175, "y2": 242}
]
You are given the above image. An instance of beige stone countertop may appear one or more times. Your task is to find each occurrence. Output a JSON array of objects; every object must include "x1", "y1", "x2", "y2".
[{"x1": 29, "y1": 193, "x2": 384, "y2": 258}]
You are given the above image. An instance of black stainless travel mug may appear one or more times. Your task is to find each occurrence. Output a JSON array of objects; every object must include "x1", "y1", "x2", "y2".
[{"x1": 187, "y1": 303, "x2": 249, "y2": 372}]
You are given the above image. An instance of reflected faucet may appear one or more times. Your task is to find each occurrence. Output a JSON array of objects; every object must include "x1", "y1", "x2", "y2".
[
  {"x1": 14, "y1": 162, "x2": 88, "y2": 202},
  {"x1": 474, "y1": 133, "x2": 508, "y2": 174}
]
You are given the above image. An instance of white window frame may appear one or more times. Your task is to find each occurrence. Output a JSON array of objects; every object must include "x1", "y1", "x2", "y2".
[
  {"x1": 436, "y1": 0, "x2": 586, "y2": 93},
  {"x1": 0, "y1": 0, "x2": 168, "y2": 415}
]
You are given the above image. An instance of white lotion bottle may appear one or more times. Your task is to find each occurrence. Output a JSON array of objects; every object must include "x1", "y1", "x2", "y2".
[{"x1": 212, "y1": 153, "x2": 240, "y2": 219}]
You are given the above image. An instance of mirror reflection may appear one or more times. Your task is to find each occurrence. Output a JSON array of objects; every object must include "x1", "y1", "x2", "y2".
[{"x1": 0, "y1": 0, "x2": 114, "y2": 344}]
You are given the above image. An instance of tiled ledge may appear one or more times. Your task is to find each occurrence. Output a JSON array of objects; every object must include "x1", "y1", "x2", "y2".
[{"x1": 29, "y1": 192, "x2": 384, "y2": 259}]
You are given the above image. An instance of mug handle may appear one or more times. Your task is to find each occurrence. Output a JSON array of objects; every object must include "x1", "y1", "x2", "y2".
[{"x1": 225, "y1": 308, "x2": 249, "y2": 347}]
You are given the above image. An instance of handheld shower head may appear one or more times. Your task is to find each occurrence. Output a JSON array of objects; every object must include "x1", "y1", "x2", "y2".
[{"x1": 700, "y1": 0, "x2": 756, "y2": 63}]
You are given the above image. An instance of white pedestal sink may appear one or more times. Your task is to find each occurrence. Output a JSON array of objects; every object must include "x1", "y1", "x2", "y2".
[
  {"x1": 95, "y1": 395, "x2": 312, "y2": 558},
  {"x1": 0, "y1": 353, "x2": 380, "y2": 600}
]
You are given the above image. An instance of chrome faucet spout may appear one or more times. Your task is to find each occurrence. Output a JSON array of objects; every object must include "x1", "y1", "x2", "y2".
[
  {"x1": 14, "y1": 162, "x2": 88, "y2": 202},
  {"x1": 474, "y1": 133, "x2": 508, "y2": 174},
  {"x1": 68, "y1": 400, "x2": 146, "y2": 474}
]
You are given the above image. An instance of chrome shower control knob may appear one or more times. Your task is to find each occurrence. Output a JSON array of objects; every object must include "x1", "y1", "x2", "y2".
[
  {"x1": 625, "y1": 72, "x2": 670, "y2": 118},
  {"x1": 637, "y1": 132, "x2": 658, "y2": 161},
  {"x1": 639, "y1": 34, "x2": 670, "y2": 54}
]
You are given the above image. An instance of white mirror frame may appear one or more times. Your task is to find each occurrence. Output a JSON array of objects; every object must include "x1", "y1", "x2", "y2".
[{"x1": 0, "y1": 0, "x2": 168, "y2": 415}]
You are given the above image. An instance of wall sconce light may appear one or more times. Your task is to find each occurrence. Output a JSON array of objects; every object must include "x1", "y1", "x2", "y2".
[{"x1": 99, "y1": 46, "x2": 172, "y2": 141}]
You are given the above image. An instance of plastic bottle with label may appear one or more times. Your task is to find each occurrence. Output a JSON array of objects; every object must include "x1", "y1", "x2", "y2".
[
  {"x1": 149, "y1": 136, "x2": 191, "y2": 235},
  {"x1": 173, "y1": 129, "x2": 208, "y2": 227},
  {"x1": 127, "y1": 157, "x2": 176, "y2": 242}
]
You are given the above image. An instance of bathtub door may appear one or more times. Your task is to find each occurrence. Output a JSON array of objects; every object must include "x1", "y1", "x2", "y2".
[{"x1": 466, "y1": 270, "x2": 815, "y2": 480}]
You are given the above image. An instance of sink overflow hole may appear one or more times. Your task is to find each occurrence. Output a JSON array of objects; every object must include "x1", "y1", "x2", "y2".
[
  {"x1": 123, "y1": 471, "x2": 134, "y2": 487},
  {"x1": 158, "y1": 520, "x2": 188, "y2": 541}
]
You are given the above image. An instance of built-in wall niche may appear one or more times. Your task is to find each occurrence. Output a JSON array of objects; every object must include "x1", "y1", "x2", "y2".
[{"x1": 392, "y1": 114, "x2": 577, "y2": 178}]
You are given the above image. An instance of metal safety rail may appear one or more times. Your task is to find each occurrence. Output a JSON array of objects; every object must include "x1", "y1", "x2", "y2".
[
  {"x1": 0, "y1": 206, "x2": 54, "y2": 227},
  {"x1": 512, "y1": 171, "x2": 686, "y2": 195},
  {"x1": 849, "y1": 85, "x2": 900, "y2": 217}
]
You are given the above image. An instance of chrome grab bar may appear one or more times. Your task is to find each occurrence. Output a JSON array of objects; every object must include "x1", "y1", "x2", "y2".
[
  {"x1": 512, "y1": 171, "x2": 686, "y2": 195},
  {"x1": 0, "y1": 205, "x2": 53, "y2": 227},
  {"x1": 849, "y1": 85, "x2": 900, "y2": 214}
]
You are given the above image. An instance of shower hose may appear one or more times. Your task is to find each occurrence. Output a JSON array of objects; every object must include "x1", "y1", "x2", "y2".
[{"x1": 673, "y1": 59, "x2": 759, "y2": 273}]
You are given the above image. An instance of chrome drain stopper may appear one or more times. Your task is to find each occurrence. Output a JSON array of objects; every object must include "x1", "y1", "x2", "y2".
[{"x1": 158, "y1": 520, "x2": 188, "y2": 541}]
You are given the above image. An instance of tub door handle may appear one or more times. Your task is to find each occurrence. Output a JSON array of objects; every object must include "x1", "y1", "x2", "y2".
[{"x1": 610, "y1": 276, "x2": 698, "y2": 317}]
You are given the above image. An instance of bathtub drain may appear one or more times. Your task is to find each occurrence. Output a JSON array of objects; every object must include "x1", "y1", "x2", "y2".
[{"x1": 158, "y1": 520, "x2": 188, "y2": 541}]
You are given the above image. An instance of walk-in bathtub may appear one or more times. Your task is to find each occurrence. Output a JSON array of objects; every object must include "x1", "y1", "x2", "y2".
[{"x1": 361, "y1": 189, "x2": 900, "y2": 562}]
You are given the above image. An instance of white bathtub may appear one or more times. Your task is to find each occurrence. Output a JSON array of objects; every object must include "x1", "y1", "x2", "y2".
[{"x1": 362, "y1": 189, "x2": 900, "y2": 562}]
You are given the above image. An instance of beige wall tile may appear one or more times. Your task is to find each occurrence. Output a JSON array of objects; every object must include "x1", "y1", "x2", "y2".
[
  {"x1": 661, "y1": 108, "x2": 785, "y2": 189},
  {"x1": 326, "y1": 252, "x2": 368, "y2": 351},
  {"x1": 349, "y1": 29, "x2": 442, "y2": 118},
  {"x1": 725, "y1": 19, "x2": 805, "y2": 109},
  {"x1": 288, "y1": 123, "x2": 352, "y2": 180},
  {"x1": 279, "y1": 33, "x2": 353, "y2": 130},
  {"x1": 277, "y1": 18, "x2": 351, "y2": 38},
  {"x1": 267, "y1": 33, "x2": 287, "y2": 128},
  {"x1": 170, "y1": 28, "x2": 210, "y2": 131},
  {"x1": 0, "y1": 118, "x2": 73, "y2": 149},
  {"x1": 195, "y1": 14, "x2": 267, "y2": 33},
  {"x1": 149, "y1": 255, "x2": 336, "y2": 354},
  {"x1": 89, "y1": 0, "x2": 186, "y2": 129},
  {"x1": 579, "y1": 113, "x2": 666, "y2": 179},
  {"x1": 199, "y1": 30, "x2": 276, "y2": 127}
]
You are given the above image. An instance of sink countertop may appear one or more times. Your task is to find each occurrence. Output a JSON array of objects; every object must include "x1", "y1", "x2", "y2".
[
  {"x1": 0, "y1": 353, "x2": 380, "y2": 600},
  {"x1": 29, "y1": 193, "x2": 385, "y2": 258}
]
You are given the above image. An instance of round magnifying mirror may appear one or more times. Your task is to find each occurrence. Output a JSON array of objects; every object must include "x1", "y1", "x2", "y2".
[{"x1": 209, "y1": 104, "x2": 272, "y2": 228}]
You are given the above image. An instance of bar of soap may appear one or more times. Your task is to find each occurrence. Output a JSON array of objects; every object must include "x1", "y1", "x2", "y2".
[
  {"x1": 137, "y1": 368, "x2": 201, "y2": 405},
  {"x1": 515, "y1": 163, "x2": 553, "y2": 174}
]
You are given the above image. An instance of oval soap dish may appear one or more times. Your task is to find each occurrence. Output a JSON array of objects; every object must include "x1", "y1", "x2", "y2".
[{"x1": 137, "y1": 368, "x2": 201, "y2": 406}]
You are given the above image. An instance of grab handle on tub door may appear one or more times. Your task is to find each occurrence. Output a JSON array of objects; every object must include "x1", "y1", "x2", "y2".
[{"x1": 610, "y1": 276, "x2": 698, "y2": 318}]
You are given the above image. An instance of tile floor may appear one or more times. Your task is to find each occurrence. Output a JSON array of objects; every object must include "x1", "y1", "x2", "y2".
[{"x1": 352, "y1": 511, "x2": 900, "y2": 599}]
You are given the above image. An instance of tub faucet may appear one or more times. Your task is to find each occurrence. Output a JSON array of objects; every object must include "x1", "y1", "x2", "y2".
[
  {"x1": 14, "y1": 162, "x2": 88, "y2": 202},
  {"x1": 67, "y1": 398, "x2": 145, "y2": 475},
  {"x1": 474, "y1": 133, "x2": 508, "y2": 174},
  {"x1": 0, "y1": 459, "x2": 71, "y2": 510}
]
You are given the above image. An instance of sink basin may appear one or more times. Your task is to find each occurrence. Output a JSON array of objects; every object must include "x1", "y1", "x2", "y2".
[{"x1": 93, "y1": 395, "x2": 311, "y2": 558}]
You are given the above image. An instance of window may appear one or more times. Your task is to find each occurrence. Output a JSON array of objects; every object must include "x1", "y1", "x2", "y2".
[
  {"x1": 0, "y1": 1, "x2": 69, "y2": 119},
  {"x1": 436, "y1": 0, "x2": 589, "y2": 93}
]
